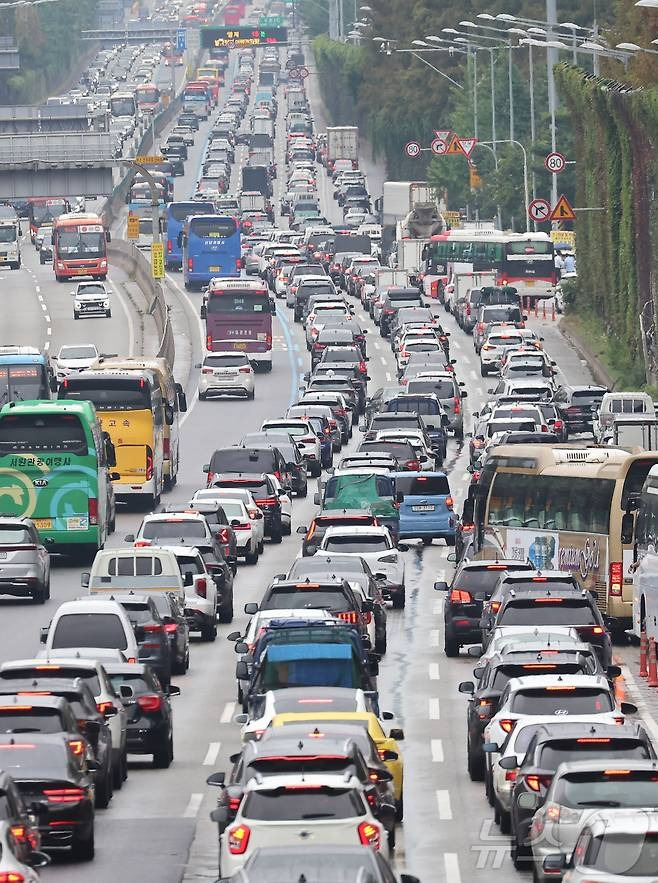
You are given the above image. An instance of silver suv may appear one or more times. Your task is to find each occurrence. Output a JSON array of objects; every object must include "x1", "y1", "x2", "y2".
[{"x1": 0, "y1": 517, "x2": 50, "y2": 603}]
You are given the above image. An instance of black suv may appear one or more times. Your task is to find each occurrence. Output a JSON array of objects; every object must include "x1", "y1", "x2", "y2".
[
  {"x1": 507, "y1": 721, "x2": 654, "y2": 869},
  {"x1": 111, "y1": 594, "x2": 172, "y2": 687},
  {"x1": 484, "y1": 581, "x2": 613, "y2": 666},
  {"x1": 436, "y1": 559, "x2": 534, "y2": 657},
  {"x1": 379, "y1": 288, "x2": 424, "y2": 337},
  {"x1": 553, "y1": 384, "x2": 607, "y2": 435},
  {"x1": 211, "y1": 472, "x2": 284, "y2": 543},
  {"x1": 204, "y1": 446, "x2": 290, "y2": 490},
  {"x1": 457, "y1": 648, "x2": 606, "y2": 782}
]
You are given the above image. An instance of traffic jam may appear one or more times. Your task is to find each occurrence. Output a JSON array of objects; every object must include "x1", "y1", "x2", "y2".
[{"x1": 0, "y1": 0, "x2": 657, "y2": 881}]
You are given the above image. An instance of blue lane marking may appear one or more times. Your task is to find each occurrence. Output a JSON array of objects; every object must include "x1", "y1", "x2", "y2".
[{"x1": 276, "y1": 304, "x2": 302, "y2": 409}]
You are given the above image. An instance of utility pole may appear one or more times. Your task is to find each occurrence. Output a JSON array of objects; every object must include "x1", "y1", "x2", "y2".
[{"x1": 546, "y1": 0, "x2": 558, "y2": 211}]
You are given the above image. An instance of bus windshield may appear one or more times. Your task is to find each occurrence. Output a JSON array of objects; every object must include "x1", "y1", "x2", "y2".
[
  {"x1": 59, "y1": 379, "x2": 152, "y2": 411},
  {"x1": 29, "y1": 200, "x2": 67, "y2": 228},
  {"x1": 56, "y1": 229, "x2": 106, "y2": 258},
  {"x1": 110, "y1": 95, "x2": 136, "y2": 117},
  {"x1": 0, "y1": 226, "x2": 17, "y2": 243},
  {"x1": 0, "y1": 364, "x2": 50, "y2": 404},
  {"x1": 190, "y1": 218, "x2": 237, "y2": 238},
  {"x1": 207, "y1": 292, "x2": 267, "y2": 313},
  {"x1": 0, "y1": 413, "x2": 87, "y2": 454}
]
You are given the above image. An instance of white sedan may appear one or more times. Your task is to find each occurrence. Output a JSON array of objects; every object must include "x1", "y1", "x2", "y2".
[
  {"x1": 211, "y1": 497, "x2": 260, "y2": 564},
  {"x1": 318, "y1": 525, "x2": 406, "y2": 591}
]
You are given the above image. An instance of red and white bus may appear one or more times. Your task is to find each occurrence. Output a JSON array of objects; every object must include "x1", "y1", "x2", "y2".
[
  {"x1": 201, "y1": 278, "x2": 276, "y2": 372},
  {"x1": 52, "y1": 213, "x2": 110, "y2": 282},
  {"x1": 27, "y1": 197, "x2": 70, "y2": 242},
  {"x1": 135, "y1": 83, "x2": 161, "y2": 114}
]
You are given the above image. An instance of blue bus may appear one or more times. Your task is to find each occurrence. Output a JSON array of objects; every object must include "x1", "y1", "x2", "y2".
[
  {"x1": 182, "y1": 214, "x2": 241, "y2": 289},
  {"x1": 0, "y1": 347, "x2": 55, "y2": 405},
  {"x1": 165, "y1": 200, "x2": 216, "y2": 270}
]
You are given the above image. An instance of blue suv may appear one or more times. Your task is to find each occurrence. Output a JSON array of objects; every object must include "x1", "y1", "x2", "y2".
[{"x1": 394, "y1": 471, "x2": 456, "y2": 545}]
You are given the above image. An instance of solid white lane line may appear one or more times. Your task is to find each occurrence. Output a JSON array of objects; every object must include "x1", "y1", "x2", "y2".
[
  {"x1": 429, "y1": 662, "x2": 441, "y2": 681},
  {"x1": 444, "y1": 853, "x2": 461, "y2": 882},
  {"x1": 431, "y1": 739, "x2": 444, "y2": 762},
  {"x1": 220, "y1": 701, "x2": 235, "y2": 724},
  {"x1": 429, "y1": 697, "x2": 441, "y2": 720},
  {"x1": 183, "y1": 793, "x2": 204, "y2": 818},
  {"x1": 429, "y1": 629, "x2": 440, "y2": 647},
  {"x1": 385, "y1": 372, "x2": 391, "y2": 382},
  {"x1": 436, "y1": 789, "x2": 452, "y2": 820},
  {"x1": 203, "y1": 741, "x2": 221, "y2": 766}
]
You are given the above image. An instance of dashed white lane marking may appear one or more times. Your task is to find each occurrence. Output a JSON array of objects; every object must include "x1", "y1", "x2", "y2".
[
  {"x1": 431, "y1": 739, "x2": 444, "y2": 762},
  {"x1": 470, "y1": 369, "x2": 478, "y2": 381},
  {"x1": 373, "y1": 340, "x2": 380, "y2": 349},
  {"x1": 220, "y1": 701, "x2": 235, "y2": 724},
  {"x1": 183, "y1": 793, "x2": 203, "y2": 818},
  {"x1": 429, "y1": 629, "x2": 440, "y2": 647},
  {"x1": 385, "y1": 372, "x2": 392, "y2": 382},
  {"x1": 444, "y1": 853, "x2": 461, "y2": 882},
  {"x1": 433, "y1": 599, "x2": 442, "y2": 615},
  {"x1": 203, "y1": 741, "x2": 221, "y2": 766},
  {"x1": 41, "y1": 303, "x2": 47, "y2": 312},
  {"x1": 380, "y1": 356, "x2": 386, "y2": 365},
  {"x1": 429, "y1": 697, "x2": 441, "y2": 720},
  {"x1": 429, "y1": 662, "x2": 441, "y2": 681},
  {"x1": 436, "y1": 789, "x2": 453, "y2": 819}
]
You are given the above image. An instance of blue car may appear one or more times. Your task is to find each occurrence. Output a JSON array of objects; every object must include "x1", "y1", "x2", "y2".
[{"x1": 394, "y1": 471, "x2": 456, "y2": 545}]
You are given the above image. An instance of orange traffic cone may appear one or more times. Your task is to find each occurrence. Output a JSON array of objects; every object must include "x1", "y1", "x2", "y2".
[
  {"x1": 639, "y1": 630, "x2": 648, "y2": 678},
  {"x1": 647, "y1": 637, "x2": 658, "y2": 687},
  {"x1": 551, "y1": 300, "x2": 556, "y2": 321},
  {"x1": 542, "y1": 300, "x2": 547, "y2": 319},
  {"x1": 534, "y1": 299, "x2": 538, "y2": 318}
]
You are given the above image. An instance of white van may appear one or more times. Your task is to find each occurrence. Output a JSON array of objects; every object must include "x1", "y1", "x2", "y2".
[
  {"x1": 594, "y1": 391, "x2": 654, "y2": 442},
  {"x1": 39, "y1": 598, "x2": 139, "y2": 662},
  {"x1": 82, "y1": 547, "x2": 186, "y2": 603},
  {"x1": 0, "y1": 218, "x2": 21, "y2": 269}
]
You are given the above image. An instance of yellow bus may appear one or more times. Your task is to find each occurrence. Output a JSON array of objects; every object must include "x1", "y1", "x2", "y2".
[
  {"x1": 472, "y1": 444, "x2": 658, "y2": 635},
  {"x1": 91, "y1": 357, "x2": 187, "y2": 489},
  {"x1": 58, "y1": 368, "x2": 165, "y2": 506}
]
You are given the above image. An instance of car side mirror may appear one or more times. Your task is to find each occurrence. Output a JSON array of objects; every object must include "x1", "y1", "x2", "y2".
[
  {"x1": 620, "y1": 701, "x2": 638, "y2": 715},
  {"x1": 498, "y1": 755, "x2": 518, "y2": 770},
  {"x1": 607, "y1": 664, "x2": 622, "y2": 679},
  {"x1": 434, "y1": 580, "x2": 448, "y2": 592},
  {"x1": 244, "y1": 602, "x2": 259, "y2": 614},
  {"x1": 124, "y1": 533, "x2": 135, "y2": 543},
  {"x1": 233, "y1": 713, "x2": 248, "y2": 725},
  {"x1": 168, "y1": 685, "x2": 181, "y2": 697},
  {"x1": 458, "y1": 681, "x2": 474, "y2": 694},
  {"x1": 296, "y1": 525, "x2": 308, "y2": 534},
  {"x1": 621, "y1": 511, "x2": 634, "y2": 545},
  {"x1": 543, "y1": 855, "x2": 567, "y2": 874},
  {"x1": 81, "y1": 572, "x2": 90, "y2": 588},
  {"x1": 235, "y1": 661, "x2": 249, "y2": 680},
  {"x1": 389, "y1": 728, "x2": 404, "y2": 741},
  {"x1": 482, "y1": 742, "x2": 500, "y2": 753},
  {"x1": 517, "y1": 792, "x2": 540, "y2": 810},
  {"x1": 235, "y1": 642, "x2": 249, "y2": 655},
  {"x1": 39, "y1": 626, "x2": 48, "y2": 644},
  {"x1": 313, "y1": 492, "x2": 321, "y2": 505},
  {"x1": 206, "y1": 771, "x2": 226, "y2": 787},
  {"x1": 468, "y1": 645, "x2": 483, "y2": 658}
]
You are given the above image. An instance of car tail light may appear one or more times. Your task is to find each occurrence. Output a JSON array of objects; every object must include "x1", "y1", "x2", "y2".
[
  {"x1": 489, "y1": 600, "x2": 501, "y2": 614},
  {"x1": 358, "y1": 821, "x2": 381, "y2": 850},
  {"x1": 477, "y1": 699, "x2": 493, "y2": 720},
  {"x1": 202, "y1": 367, "x2": 213, "y2": 374},
  {"x1": 405, "y1": 459, "x2": 420, "y2": 471},
  {"x1": 554, "y1": 419, "x2": 564, "y2": 431},
  {"x1": 445, "y1": 496, "x2": 454, "y2": 510},
  {"x1": 337, "y1": 611, "x2": 360, "y2": 625},
  {"x1": 196, "y1": 578, "x2": 207, "y2": 598},
  {"x1": 164, "y1": 622, "x2": 178, "y2": 634},
  {"x1": 96, "y1": 701, "x2": 116, "y2": 716},
  {"x1": 505, "y1": 769, "x2": 517, "y2": 782},
  {"x1": 43, "y1": 788, "x2": 86, "y2": 804},
  {"x1": 233, "y1": 522, "x2": 251, "y2": 530},
  {"x1": 0, "y1": 873, "x2": 25, "y2": 882},
  {"x1": 525, "y1": 774, "x2": 552, "y2": 792},
  {"x1": 228, "y1": 824, "x2": 251, "y2": 854},
  {"x1": 217, "y1": 528, "x2": 230, "y2": 544},
  {"x1": 239, "y1": 366, "x2": 251, "y2": 374},
  {"x1": 228, "y1": 795, "x2": 241, "y2": 813},
  {"x1": 88, "y1": 497, "x2": 98, "y2": 526},
  {"x1": 449, "y1": 589, "x2": 472, "y2": 603},
  {"x1": 187, "y1": 257, "x2": 193, "y2": 271},
  {"x1": 163, "y1": 437, "x2": 170, "y2": 459},
  {"x1": 453, "y1": 395, "x2": 461, "y2": 416},
  {"x1": 610, "y1": 561, "x2": 623, "y2": 596},
  {"x1": 235, "y1": 258, "x2": 242, "y2": 270},
  {"x1": 143, "y1": 623, "x2": 163, "y2": 634},
  {"x1": 146, "y1": 447, "x2": 154, "y2": 481},
  {"x1": 500, "y1": 719, "x2": 516, "y2": 734},
  {"x1": 68, "y1": 739, "x2": 85, "y2": 756},
  {"x1": 137, "y1": 694, "x2": 163, "y2": 713},
  {"x1": 206, "y1": 334, "x2": 213, "y2": 350},
  {"x1": 257, "y1": 496, "x2": 278, "y2": 507}
]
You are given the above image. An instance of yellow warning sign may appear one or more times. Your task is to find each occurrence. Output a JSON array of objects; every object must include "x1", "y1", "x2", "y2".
[
  {"x1": 550, "y1": 230, "x2": 576, "y2": 250},
  {"x1": 445, "y1": 135, "x2": 466, "y2": 156},
  {"x1": 127, "y1": 214, "x2": 140, "y2": 240},
  {"x1": 151, "y1": 242, "x2": 165, "y2": 279},
  {"x1": 549, "y1": 194, "x2": 576, "y2": 222},
  {"x1": 469, "y1": 167, "x2": 483, "y2": 189}
]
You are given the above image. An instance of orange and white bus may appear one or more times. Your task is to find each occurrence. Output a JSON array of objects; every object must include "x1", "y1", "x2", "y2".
[{"x1": 52, "y1": 213, "x2": 110, "y2": 282}]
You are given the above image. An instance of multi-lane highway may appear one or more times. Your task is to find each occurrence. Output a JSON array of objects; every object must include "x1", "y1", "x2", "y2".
[{"x1": 0, "y1": 33, "x2": 616, "y2": 883}]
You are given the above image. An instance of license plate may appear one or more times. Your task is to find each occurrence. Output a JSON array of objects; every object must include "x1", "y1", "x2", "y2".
[
  {"x1": 412, "y1": 504, "x2": 435, "y2": 512},
  {"x1": 526, "y1": 280, "x2": 535, "y2": 286},
  {"x1": 234, "y1": 342, "x2": 247, "y2": 350},
  {"x1": 73, "y1": 269, "x2": 88, "y2": 275},
  {"x1": 34, "y1": 518, "x2": 53, "y2": 529},
  {"x1": 209, "y1": 265, "x2": 220, "y2": 272}
]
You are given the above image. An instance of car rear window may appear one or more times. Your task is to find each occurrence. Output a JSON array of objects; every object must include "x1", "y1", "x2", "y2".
[
  {"x1": 0, "y1": 667, "x2": 101, "y2": 696},
  {"x1": 491, "y1": 663, "x2": 585, "y2": 690},
  {"x1": 242, "y1": 787, "x2": 365, "y2": 821},
  {"x1": 0, "y1": 741, "x2": 69, "y2": 778},
  {"x1": 0, "y1": 706, "x2": 64, "y2": 734},
  {"x1": 323, "y1": 535, "x2": 389, "y2": 553},
  {"x1": 52, "y1": 613, "x2": 128, "y2": 651},
  {"x1": 209, "y1": 449, "x2": 276, "y2": 472},
  {"x1": 539, "y1": 739, "x2": 650, "y2": 769},
  {"x1": 499, "y1": 599, "x2": 597, "y2": 626},
  {"x1": 214, "y1": 479, "x2": 268, "y2": 497},
  {"x1": 204, "y1": 354, "x2": 249, "y2": 368},
  {"x1": 453, "y1": 566, "x2": 513, "y2": 596},
  {"x1": 141, "y1": 521, "x2": 206, "y2": 540},
  {"x1": 372, "y1": 415, "x2": 421, "y2": 429},
  {"x1": 0, "y1": 527, "x2": 31, "y2": 544},
  {"x1": 555, "y1": 770, "x2": 658, "y2": 808},
  {"x1": 107, "y1": 673, "x2": 152, "y2": 696},
  {"x1": 386, "y1": 399, "x2": 440, "y2": 416},
  {"x1": 408, "y1": 380, "x2": 456, "y2": 399},
  {"x1": 264, "y1": 587, "x2": 351, "y2": 612},
  {"x1": 511, "y1": 687, "x2": 614, "y2": 715},
  {"x1": 395, "y1": 475, "x2": 450, "y2": 496},
  {"x1": 108, "y1": 556, "x2": 163, "y2": 576}
]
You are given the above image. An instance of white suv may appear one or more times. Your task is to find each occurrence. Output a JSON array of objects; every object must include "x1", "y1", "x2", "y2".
[
  {"x1": 72, "y1": 281, "x2": 111, "y2": 319},
  {"x1": 168, "y1": 545, "x2": 218, "y2": 642}
]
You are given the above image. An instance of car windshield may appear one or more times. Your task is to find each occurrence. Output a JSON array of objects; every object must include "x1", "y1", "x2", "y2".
[
  {"x1": 511, "y1": 687, "x2": 614, "y2": 714},
  {"x1": 499, "y1": 599, "x2": 597, "y2": 626},
  {"x1": 242, "y1": 787, "x2": 365, "y2": 821},
  {"x1": 58, "y1": 346, "x2": 97, "y2": 360}
]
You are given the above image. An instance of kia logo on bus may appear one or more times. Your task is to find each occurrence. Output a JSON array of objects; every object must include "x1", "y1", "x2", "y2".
[{"x1": 33, "y1": 479, "x2": 48, "y2": 487}]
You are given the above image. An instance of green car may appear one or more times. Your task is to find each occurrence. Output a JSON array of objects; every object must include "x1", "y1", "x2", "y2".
[{"x1": 316, "y1": 470, "x2": 401, "y2": 544}]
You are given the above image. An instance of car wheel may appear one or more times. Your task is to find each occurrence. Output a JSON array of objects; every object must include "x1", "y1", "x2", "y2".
[
  {"x1": 391, "y1": 591, "x2": 405, "y2": 609},
  {"x1": 74, "y1": 313, "x2": 80, "y2": 320},
  {"x1": 95, "y1": 764, "x2": 113, "y2": 808},
  {"x1": 270, "y1": 527, "x2": 283, "y2": 544},
  {"x1": 480, "y1": 365, "x2": 488, "y2": 376},
  {"x1": 422, "y1": 537, "x2": 432, "y2": 546},
  {"x1": 395, "y1": 794, "x2": 404, "y2": 822},
  {"x1": 245, "y1": 543, "x2": 259, "y2": 565},
  {"x1": 201, "y1": 620, "x2": 218, "y2": 640},
  {"x1": 297, "y1": 483, "x2": 308, "y2": 498},
  {"x1": 375, "y1": 632, "x2": 387, "y2": 655},
  {"x1": 32, "y1": 584, "x2": 46, "y2": 604},
  {"x1": 467, "y1": 748, "x2": 485, "y2": 782},
  {"x1": 511, "y1": 838, "x2": 531, "y2": 869},
  {"x1": 444, "y1": 628, "x2": 460, "y2": 657},
  {"x1": 72, "y1": 827, "x2": 95, "y2": 861},
  {"x1": 283, "y1": 519, "x2": 292, "y2": 536},
  {"x1": 218, "y1": 595, "x2": 234, "y2": 624},
  {"x1": 153, "y1": 734, "x2": 173, "y2": 768},
  {"x1": 112, "y1": 756, "x2": 123, "y2": 790},
  {"x1": 247, "y1": 387, "x2": 255, "y2": 399},
  {"x1": 106, "y1": 310, "x2": 112, "y2": 317}
]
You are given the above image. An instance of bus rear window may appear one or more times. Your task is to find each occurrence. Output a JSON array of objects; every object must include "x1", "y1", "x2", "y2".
[
  {"x1": 59, "y1": 379, "x2": 151, "y2": 411},
  {"x1": 170, "y1": 203, "x2": 206, "y2": 222},
  {"x1": 190, "y1": 218, "x2": 237, "y2": 238},
  {"x1": 207, "y1": 293, "x2": 266, "y2": 313},
  {"x1": 0, "y1": 414, "x2": 87, "y2": 453}
]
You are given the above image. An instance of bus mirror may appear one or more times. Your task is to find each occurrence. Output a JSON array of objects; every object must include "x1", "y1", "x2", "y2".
[
  {"x1": 270, "y1": 301, "x2": 277, "y2": 315},
  {"x1": 50, "y1": 377, "x2": 58, "y2": 393},
  {"x1": 103, "y1": 433, "x2": 116, "y2": 468},
  {"x1": 110, "y1": 472, "x2": 121, "y2": 481},
  {"x1": 164, "y1": 403, "x2": 174, "y2": 425},
  {"x1": 621, "y1": 512, "x2": 634, "y2": 545},
  {"x1": 106, "y1": 230, "x2": 111, "y2": 243},
  {"x1": 462, "y1": 499, "x2": 474, "y2": 523},
  {"x1": 176, "y1": 384, "x2": 187, "y2": 412},
  {"x1": 81, "y1": 572, "x2": 90, "y2": 588},
  {"x1": 200, "y1": 305, "x2": 207, "y2": 319}
]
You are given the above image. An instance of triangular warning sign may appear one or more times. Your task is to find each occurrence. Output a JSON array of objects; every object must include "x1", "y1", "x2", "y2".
[
  {"x1": 434, "y1": 129, "x2": 451, "y2": 142},
  {"x1": 458, "y1": 137, "x2": 478, "y2": 157},
  {"x1": 549, "y1": 194, "x2": 576, "y2": 222},
  {"x1": 445, "y1": 135, "x2": 465, "y2": 155}
]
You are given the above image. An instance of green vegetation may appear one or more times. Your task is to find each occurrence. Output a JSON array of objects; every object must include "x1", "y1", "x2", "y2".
[{"x1": 0, "y1": 0, "x2": 99, "y2": 104}]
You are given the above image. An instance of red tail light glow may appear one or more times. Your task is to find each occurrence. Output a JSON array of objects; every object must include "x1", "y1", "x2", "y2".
[
  {"x1": 610, "y1": 561, "x2": 623, "y2": 597},
  {"x1": 164, "y1": 622, "x2": 178, "y2": 634},
  {"x1": 88, "y1": 497, "x2": 98, "y2": 526},
  {"x1": 96, "y1": 702, "x2": 116, "y2": 716},
  {"x1": 358, "y1": 821, "x2": 381, "y2": 850},
  {"x1": 525, "y1": 774, "x2": 552, "y2": 792},
  {"x1": 500, "y1": 719, "x2": 516, "y2": 734},
  {"x1": 196, "y1": 578, "x2": 207, "y2": 598},
  {"x1": 449, "y1": 589, "x2": 472, "y2": 603},
  {"x1": 187, "y1": 257, "x2": 193, "y2": 271},
  {"x1": 137, "y1": 694, "x2": 163, "y2": 713},
  {"x1": 43, "y1": 788, "x2": 86, "y2": 804},
  {"x1": 228, "y1": 824, "x2": 251, "y2": 854},
  {"x1": 337, "y1": 611, "x2": 359, "y2": 625},
  {"x1": 146, "y1": 447, "x2": 154, "y2": 481}
]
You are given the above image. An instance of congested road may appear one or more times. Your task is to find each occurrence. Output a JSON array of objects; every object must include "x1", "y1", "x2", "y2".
[{"x1": 0, "y1": 25, "x2": 612, "y2": 883}]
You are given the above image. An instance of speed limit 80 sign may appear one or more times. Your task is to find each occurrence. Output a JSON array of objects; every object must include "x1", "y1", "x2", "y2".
[{"x1": 544, "y1": 152, "x2": 566, "y2": 173}]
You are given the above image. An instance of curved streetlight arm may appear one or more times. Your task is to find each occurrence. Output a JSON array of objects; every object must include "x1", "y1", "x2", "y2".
[{"x1": 476, "y1": 139, "x2": 530, "y2": 232}]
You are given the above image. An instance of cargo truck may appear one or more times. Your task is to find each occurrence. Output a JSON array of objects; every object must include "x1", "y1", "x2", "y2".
[{"x1": 326, "y1": 126, "x2": 359, "y2": 173}]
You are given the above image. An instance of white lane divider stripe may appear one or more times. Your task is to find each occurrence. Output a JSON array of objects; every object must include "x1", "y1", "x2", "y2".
[
  {"x1": 203, "y1": 741, "x2": 221, "y2": 766},
  {"x1": 429, "y1": 697, "x2": 440, "y2": 720},
  {"x1": 220, "y1": 701, "x2": 235, "y2": 724},
  {"x1": 444, "y1": 853, "x2": 461, "y2": 882},
  {"x1": 431, "y1": 739, "x2": 444, "y2": 762},
  {"x1": 429, "y1": 629, "x2": 440, "y2": 647},
  {"x1": 183, "y1": 793, "x2": 204, "y2": 818},
  {"x1": 429, "y1": 662, "x2": 440, "y2": 681},
  {"x1": 436, "y1": 789, "x2": 452, "y2": 819}
]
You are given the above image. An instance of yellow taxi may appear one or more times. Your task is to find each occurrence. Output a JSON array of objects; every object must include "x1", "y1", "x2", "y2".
[{"x1": 270, "y1": 711, "x2": 404, "y2": 818}]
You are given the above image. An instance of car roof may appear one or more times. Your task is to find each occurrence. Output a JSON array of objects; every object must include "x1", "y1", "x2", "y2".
[
  {"x1": 506, "y1": 673, "x2": 610, "y2": 692},
  {"x1": 529, "y1": 721, "x2": 645, "y2": 743}
]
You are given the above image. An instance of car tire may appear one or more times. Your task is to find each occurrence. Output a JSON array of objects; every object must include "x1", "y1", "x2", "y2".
[
  {"x1": 245, "y1": 544, "x2": 259, "y2": 565},
  {"x1": 95, "y1": 764, "x2": 113, "y2": 808},
  {"x1": 297, "y1": 483, "x2": 308, "y2": 498},
  {"x1": 391, "y1": 590, "x2": 405, "y2": 609},
  {"x1": 422, "y1": 537, "x2": 432, "y2": 546},
  {"x1": 375, "y1": 632, "x2": 387, "y2": 655},
  {"x1": 112, "y1": 756, "x2": 123, "y2": 790},
  {"x1": 467, "y1": 748, "x2": 485, "y2": 782},
  {"x1": 444, "y1": 629, "x2": 460, "y2": 657},
  {"x1": 153, "y1": 734, "x2": 173, "y2": 769},
  {"x1": 247, "y1": 387, "x2": 255, "y2": 399},
  {"x1": 106, "y1": 310, "x2": 112, "y2": 317},
  {"x1": 74, "y1": 313, "x2": 79, "y2": 320},
  {"x1": 218, "y1": 596, "x2": 234, "y2": 624},
  {"x1": 270, "y1": 524, "x2": 283, "y2": 544},
  {"x1": 511, "y1": 838, "x2": 531, "y2": 869},
  {"x1": 72, "y1": 827, "x2": 95, "y2": 861},
  {"x1": 32, "y1": 584, "x2": 46, "y2": 604},
  {"x1": 480, "y1": 365, "x2": 488, "y2": 376},
  {"x1": 283, "y1": 519, "x2": 292, "y2": 536},
  {"x1": 201, "y1": 620, "x2": 218, "y2": 641},
  {"x1": 395, "y1": 794, "x2": 404, "y2": 822}
]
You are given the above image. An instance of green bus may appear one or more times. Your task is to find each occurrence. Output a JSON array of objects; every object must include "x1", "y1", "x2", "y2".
[{"x1": 0, "y1": 400, "x2": 116, "y2": 559}]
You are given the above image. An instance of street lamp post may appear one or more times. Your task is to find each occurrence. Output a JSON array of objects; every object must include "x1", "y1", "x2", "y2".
[{"x1": 477, "y1": 139, "x2": 530, "y2": 232}]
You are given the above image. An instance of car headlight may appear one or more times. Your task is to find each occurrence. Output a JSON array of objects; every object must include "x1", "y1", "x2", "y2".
[{"x1": 103, "y1": 300, "x2": 110, "y2": 308}]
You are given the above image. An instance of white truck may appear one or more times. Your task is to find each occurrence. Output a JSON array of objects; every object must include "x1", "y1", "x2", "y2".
[
  {"x1": 326, "y1": 126, "x2": 359, "y2": 173},
  {"x1": 0, "y1": 218, "x2": 21, "y2": 269},
  {"x1": 444, "y1": 270, "x2": 497, "y2": 315},
  {"x1": 376, "y1": 181, "x2": 443, "y2": 260},
  {"x1": 240, "y1": 190, "x2": 267, "y2": 213}
]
